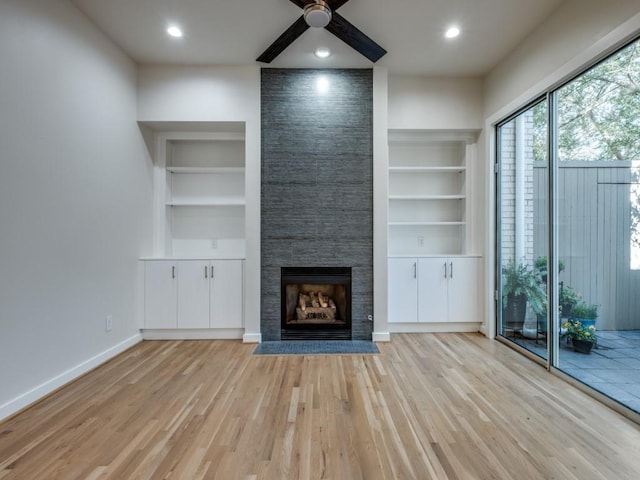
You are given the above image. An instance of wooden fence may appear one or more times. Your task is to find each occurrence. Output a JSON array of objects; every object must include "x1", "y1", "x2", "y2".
[{"x1": 533, "y1": 161, "x2": 640, "y2": 330}]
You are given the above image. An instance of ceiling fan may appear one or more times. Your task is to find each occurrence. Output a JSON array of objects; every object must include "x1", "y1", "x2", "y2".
[{"x1": 257, "y1": 0, "x2": 387, "y2": 63}]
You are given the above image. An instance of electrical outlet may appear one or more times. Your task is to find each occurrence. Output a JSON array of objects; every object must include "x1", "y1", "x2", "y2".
[
  {"x1": 105, "y1": 315, "x2": 113, "y2": 333},
  {"x1": 417, "y1": 235, "x2": 424, "y2": 247},
  {"x1": 211, "y1": 239, "x2": 218, "y2": 249}
]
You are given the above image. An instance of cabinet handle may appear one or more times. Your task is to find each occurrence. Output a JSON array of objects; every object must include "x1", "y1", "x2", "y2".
[
  {"x1": 450, "y1": 262, "x2": 454, "y2": 279},
  {"x1": 444, "y1": 262, "x2": 447, "y2": 279},
  {"x1": 210, "y1": 265, "x2": 214, "y2": 278},
  {"x1": 172, "y1": 266, "x2": 175, "y2": 279},
  {"x1": 413, "y1": 262, "x2": 417, "y2": 279},
  {"x1": 205, "y1": 265, "x2": 208, "y2": 279}
]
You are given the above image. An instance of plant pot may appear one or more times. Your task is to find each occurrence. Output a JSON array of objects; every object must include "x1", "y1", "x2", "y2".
[
  {"x1": 572, "y1": 338, "x2": 594, "y2": 354},
  {"x1": 503, "y1": 293, "x2": 527, "y2": 331},
  {"x1": 573, "y1": 317, "x2": 596, "y2": 330},
  {"x1": 561, "y1": 305, "x2": 573, "y2": 318},
  {"x1": 537, "y1": 314, "x2": 547, "y2": 333}
]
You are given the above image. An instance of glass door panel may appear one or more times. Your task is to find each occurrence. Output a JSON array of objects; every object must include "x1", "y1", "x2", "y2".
[
  {"x1": 497, "y1": 100, "x2": 549, "y2": 360},
  {"x1": 554, "y1": 39, "x2": 640, "y2": 413}
]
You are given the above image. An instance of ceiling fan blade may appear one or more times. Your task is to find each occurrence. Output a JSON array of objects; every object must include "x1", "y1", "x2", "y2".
[
  {"x1": 257, "y1": 16, "x2": 310, "y2": 63},
  {"x1": 326, "y1": 0, "x2": 350, "y2": 10},
  {"x1": 325, "y1": 12, "x2": 386, "y2": 62},
  {"x1": 291, "y1": 0, "x2": 350, "y2": 10}
]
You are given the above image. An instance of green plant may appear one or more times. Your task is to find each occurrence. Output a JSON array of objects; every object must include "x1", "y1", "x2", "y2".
[
  {"x1": 534, "y1": 256, "x2": 565, "y2": 274},
  {"x1": 562, "y1": 319, "x2": 597, "y2": 342},
  {"x1": 571, "y1": 302, "x2": 598, "y2": 319},
  {"x1": 559, "y1": 285, "x2": 580, "y2": 317},
  {"x1": 502, "y1": 259, "x2": 546, "y2": 315}
]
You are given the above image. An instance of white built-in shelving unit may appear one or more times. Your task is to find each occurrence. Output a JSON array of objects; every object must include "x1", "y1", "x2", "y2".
[
  {"x1": 387, "y1": 130, "x2": 481, "y2": 330},
  {"x1": 139, "y1": 122, "x2": 247, "y2": 338},
  {"x1": 388, "y1": 130, "x2": 477, "y2": 256},
  {"x1": 156, "y1": 128, "x2": 246, "y2": 259}
]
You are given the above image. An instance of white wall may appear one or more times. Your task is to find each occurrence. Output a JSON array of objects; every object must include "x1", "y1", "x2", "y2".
[
  {"x1": 482, "y1": 0, "x2": 640, "y2": 338},
  {"x1": 0, "y1": 0, "x2": 153, "y2": 420},
  {"x1": 388, "y1": 76, "x2": 483, "y2": 130},
  {"x1": 372, "y1": 67, "x2": 389, "y2": 342},
  {"x1": 485, "y1": 0, "x2": 640, "y2": 121},
  {"x1": 138, "y1": 65, "x2": 261, "y2": 342}
]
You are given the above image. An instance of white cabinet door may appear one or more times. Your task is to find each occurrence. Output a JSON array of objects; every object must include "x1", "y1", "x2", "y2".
[
  {"x1": 448, "y1": 257, "x2": 479, "y2": 323},
  {"x1": 210, "y1": 260, "x2": 243, "y2": 328},
  {"x1": 418, "y1": 258, "x2": 449, "y2": 323},
  {"x1": 144, "y1": 260, "x2": 177, "y2": 329},
  {"x1": 388, "y1": 258, "x2": 418, "y2": 323},
  {"x1": 177, "y1": 260, "x2": 210, "y2": 329}
]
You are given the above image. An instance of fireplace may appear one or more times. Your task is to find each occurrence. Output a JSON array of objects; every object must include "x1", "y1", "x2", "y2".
[{"x1": 281, "y1": 267, "x2": 352, "y2": 340}]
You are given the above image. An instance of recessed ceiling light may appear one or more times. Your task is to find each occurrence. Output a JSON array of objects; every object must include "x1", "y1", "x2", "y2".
[
  {"x1": 167, "y1": 26, "x2": 183, "y2": 38},
  {"x1": 445, "y1": 26, "x2": 460, "y2": 39},
  {"x1": 315, "y1": 47, "x2": 331, "y2": 59}
]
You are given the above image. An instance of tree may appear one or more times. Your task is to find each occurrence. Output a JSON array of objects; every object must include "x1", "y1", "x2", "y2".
[{"x1": 557, "y1": 41, "x2": 640, "y2": 162}]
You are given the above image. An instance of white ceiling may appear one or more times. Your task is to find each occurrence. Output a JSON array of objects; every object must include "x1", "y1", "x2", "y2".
[{"x1": 71, "y1": 0, "x2": 565, "y2": 76}]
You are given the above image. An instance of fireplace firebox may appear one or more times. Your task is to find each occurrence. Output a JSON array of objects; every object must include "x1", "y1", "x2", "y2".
[{"x1": 281, "y1": 267, "x2": 352, "y2": 340}]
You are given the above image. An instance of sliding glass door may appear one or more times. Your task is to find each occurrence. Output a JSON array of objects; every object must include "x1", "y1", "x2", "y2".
[{"x1": 497, "y1": 37, "x2": 640, "y2": 414}]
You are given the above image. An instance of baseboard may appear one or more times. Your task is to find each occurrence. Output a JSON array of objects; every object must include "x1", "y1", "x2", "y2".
[
  {"x1": 243, "y1": 333, "x2": 262, "y2": 343},
  {"x1": 372, "y1": 331, "x2": 391, "y2": 342},
  {"x1": 388, "y1": 322, "x2": 482, "y2": 333},
  {"x1": 0, "y1": 333, "x2": 142, "y2": 423},
  {"x1": 479, "y1": 323, "x2": 489, "y2": 337},
  {"x1": 142, "y1": 329, "x2": 244, "y2": 340}
]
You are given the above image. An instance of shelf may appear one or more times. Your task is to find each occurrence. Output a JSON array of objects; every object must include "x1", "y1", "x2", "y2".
[
  {"x1": 389, "y1": 195, "x2": 465, "y2": 201},
  {"x1": 389, "y1": 166, "x2": 465, "y2": 173},
  {"x1": 166, "y1": 199, "x2": 245, "y2": 207},
  {"x1": 387, "y1": 129, "x2": 476, "y2": 257},
  {"x1": 167, "y1": 167, "x2": 245, "y2": 174},
  {"x1": 389, "y1": 221, "x2": 465, "y2": 226},
  {"x1": 151, "y1": 128, "x2": 247, "y2": 259}
]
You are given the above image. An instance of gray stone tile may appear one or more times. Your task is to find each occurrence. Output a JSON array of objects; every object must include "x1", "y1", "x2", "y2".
[
  {"x1": 587, "y1": 369, "x2": 640, "y2": 384},
  {"x1": 597, "y1": 336, "x2": 630, "y2": 345},
  {"x1": 596, "y1": 331, "x2": 626, "y2": 340},
  {"x1": 616, "y1": 331, "x2": 640, "y2": 339},
  {"x1": 561, "y1": 368, "x2": 604, "y2": 384},
  {"x1": 619, "y1": 383, "x2": 640, "y2": 397},
  {"x1": 615, "y1": 348, "x2": 640, "y2": 359},
  {"x1": 594, "y1": 342, "x2": 637, "y2": 354},
  {"x1": 262, "y1": 155, "x2": 318, "y2": 185},
  {"x1": 591, "y1": 383, "x2": 639, "y2": 401},
  {"x1": 261, "y1": 69, "x2": 373, "y2": 340},
  {"x1": 612, "y1": 356, "x2": 640, "y2": 369}
]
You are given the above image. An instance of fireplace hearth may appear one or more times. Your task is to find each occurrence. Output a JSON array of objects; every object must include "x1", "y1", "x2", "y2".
[{"x1": 281, "y1": 267, "x2": 352, "y2": 340}]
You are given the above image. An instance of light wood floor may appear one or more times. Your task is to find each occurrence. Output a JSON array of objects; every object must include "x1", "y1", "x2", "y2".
[{"x1": 2, "y1": 334, "x2": 640, "y2": 479}]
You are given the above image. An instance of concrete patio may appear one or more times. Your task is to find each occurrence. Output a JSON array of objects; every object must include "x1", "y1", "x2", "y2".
[{"x1": 513, "y1": 330, "x2": 640, "y2": 413}]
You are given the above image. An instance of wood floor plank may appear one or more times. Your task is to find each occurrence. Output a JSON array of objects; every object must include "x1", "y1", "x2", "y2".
[{"x1": 2, "y1": 334, "x2": 640, "y2": 479}]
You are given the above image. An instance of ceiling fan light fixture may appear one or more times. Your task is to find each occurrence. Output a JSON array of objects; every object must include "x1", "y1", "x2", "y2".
[{"x1": 304, "y1": 1, "x2": 332, "y2": 28}]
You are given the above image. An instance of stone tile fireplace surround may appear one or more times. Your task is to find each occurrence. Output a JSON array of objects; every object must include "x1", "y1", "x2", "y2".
[{"x1": 261, "y1": 69, "x2": 373, "y2": 341}]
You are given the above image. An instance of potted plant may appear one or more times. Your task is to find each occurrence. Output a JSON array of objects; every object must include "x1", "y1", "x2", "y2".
[
  {"x1": 570, "y1": 302, "x2": 598, "y2": 329},
  {"x1": 534, "y1": 256, "x2": 565, "y2": 284},
  {"x1": 559, "y1": 285, "x2": 580, "y2": 318},
  {"x1": 562, "y1": 319, "x2": 597, "y2": 354},
  {"x1": 502, "y1": 260, "x2": 546, "y2": 332}
]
